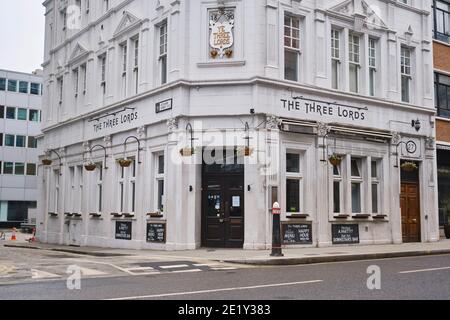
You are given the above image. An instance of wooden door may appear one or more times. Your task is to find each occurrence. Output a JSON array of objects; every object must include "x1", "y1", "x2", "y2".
[{"x1": 400, "y1": 183, "x2": 421, "y2": 243}]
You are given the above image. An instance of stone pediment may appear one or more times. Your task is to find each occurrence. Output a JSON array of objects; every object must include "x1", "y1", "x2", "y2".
[
  {"x1": 68, "y1": 43, "x2": 89, "y2": 65},
  {"x1": 329, "y1": 0, "x2": 387, "y2": 30},
  {"x1": 113, "y1": 11, "x2": 142, "y2": 38}
]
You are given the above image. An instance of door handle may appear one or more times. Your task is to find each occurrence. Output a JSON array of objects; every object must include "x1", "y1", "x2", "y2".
[{"x1": 411, "y1": 219, "x2": 417, "y2": 223}]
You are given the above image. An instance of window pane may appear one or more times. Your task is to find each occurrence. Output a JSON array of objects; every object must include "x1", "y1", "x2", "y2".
[
  {"x1": 3, "y1": 162, "x2": 14, "y2": 174},
  {"x1": 0, "y1": 78, "x2": 5, "y2": 90},
  {"x1": 332, "y1": 59, "x2": 339, "y2": 89},
  {"x1": 351, "y1": 183, "x2": 362, "y2": 213},
  {"x1": 7, "y1": 80, "x2": 17, "y2": 92},
  {"x1": 333, "y1": 164, "x2": 340, "y2": 176},
  {"x1": 402, "y1": 76, "x2": 410, "y2": 103},
  {"x1": 158, "y1": 155, "x2": 164, "y2": 174},
  {"x1": 369, "y1": 69, "x2": 375, "y2": 96},
  {"x1": 158, "y1": 180, "x2": 164, "y2": 212},
  {"x1": 286, "y1": 179, "x2": 300, "y2": 213},
  {"x1": 0, "y1": 105, "x2": 4, "y2": 118},
  {"x1": 371, "y1": 161, "x2": 378, "y2": 178},
  {"x1": 5, "y1": 135, "x2": 15, "y2": 147},
  {"x1": 6, "y1": 107, "x2": 15, "y2": 119},
  {"x1": 286, "y1": 153, "x2": 300, "y2": 173},
  {"x1": 372, "y1": 184, "x2": 379, "y2": 214},
  {"x1": 29, "y1": 109, "x2": 39, "y2": 122},
  {"x1": 15, "y1": 163, "x2": 25, "y2": 175},
  {"x1": 285, "y1": 50, "x2": 298, "y2": 82},
  {"x1": 349, "y1": 63, "x2": 358, "y2": 93},
  {"x1": 19, "y1": 81, "x2": 28, "y2": 93},
  {"x1": 351, "y1": 159, "x2": 361, "y2": 177},
  {"x1": 28, "y1": 136, "x2": 37, "y2": 148},
  {"x1": 17, "y1": 108, "x2": 27, "y2": 120},
  {"x1": 16, "y1": 135, "x2": 25, "y2": 147},
  {"x1": 30, "y1": 83, "x2": 40, "y2": 95},
  {"x1": 333, "y1": 181, "x2": 341, "y2": 213},
  {"x1": 26, "y1": 163, "x2": 37, "y2": 176}
]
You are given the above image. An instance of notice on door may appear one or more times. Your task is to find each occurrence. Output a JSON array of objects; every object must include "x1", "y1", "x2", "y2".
[
  {"x1": 332, "y1": 224, "x2": 360, "y2": 244},
  {"x1": 232, "y1": 196, "x2": 240, "y2": 207},
  {"x1": 115, "y1": 221, "x2": 132, "y2": 240}
]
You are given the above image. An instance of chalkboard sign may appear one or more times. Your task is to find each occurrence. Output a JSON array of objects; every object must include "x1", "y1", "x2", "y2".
[
  {"x1": 147, "y1": 223, "x2": 166, "y2": 243},
  {"x1": 115, "y1": 221, "x2": 132, "y2": 240},
  {"x1": 282, "y1": 223, "x2": 312, "y2": 245},
  {"x1": 332, "y1": 224, "x2": 359, "y2": 244}
]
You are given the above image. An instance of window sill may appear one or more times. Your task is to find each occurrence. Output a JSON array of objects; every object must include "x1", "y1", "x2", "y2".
[
  {"x1": 147, "y1": 212, "x2": 164, "y2": 218},
  {"x1": 197, "y1": 60, "x2": 246, "y2": 68},
  {"x1": 90, "y1": 213, "x2": 102, "y2": 218},
  {"x1": 48, "y1": 212, "x2": 58, "y2": 217},
  {"x1": 123, "y1": 213, "x2": 135, "y2": 218},
  {"x1": 352, "y1": 214, "x2": 371, "y2": 219},
  {"x1": 372, "y1": 214, "x2": 388, "y2": 220},
  {"x1": 64, "y1": 212, "x2": 74, "y2": 217},
  {"x1": 333, "y1": 214, "x2": 350, "y2": 219},
  {"x1": 110, "y1": 213, "x2": 123, "y2": 218},
  {"x1": 287, "y1": 214, "x2": 309, "y2": 219}
]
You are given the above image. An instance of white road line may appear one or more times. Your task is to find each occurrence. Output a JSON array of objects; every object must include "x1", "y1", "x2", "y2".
[
  {"x1": 31, "y1": 269, "x2": 62, "y2": 279},
  {"x1": 106, "y1": 280, "x2": 323, "y2": 300},
  {"x1": 125, "y1": 267, "x2": 155, "y2": 272},
  {"x1": 159, "y1": 264, "x2": 189, "y2": 269},
  {"x1": 399, "y1": 266, "x2": 450, "y2": 274},
  {"x1": 171, "y1": 269, "x2": 203, "y2": 274},
  {"x1": 210, "y1": 267, "x2": 237, "y2": 271}
]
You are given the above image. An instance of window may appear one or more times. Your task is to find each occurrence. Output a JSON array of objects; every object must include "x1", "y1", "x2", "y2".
[
  {"x1": 351, "y1": 158, "x2": 363, "y2": 214},
  {"x1": 284, "y1": 15, "x2": 301, "y2": 82},
  {"x1": 333, "y1": 162, "x2": 343, "y2": 214},
  {"x1": 130, "y1": 158, "x2": 136, "y2": 213},
  {"x1": 14, "y1": 163, "x2": 25, "y2": 175},
  {"x1": 0, "y1": 133, "x2": 2, "y2": 146},
  {"x1": 371, "y1": 160, "x2": 380, "y2": 214},
  {"x1": 30, "y1": 83, "x2": 40, "y2": 95},
  {"x1": 121, "y1": 43, "x2": 128, "y2": 97},
  {"x1": 0, "y1": 78, "x2": 5, "y2": 90},
  {"x1": 331, "y1": 29, "x2": 341, "y2": 90},
  {"x1": 28, "y1": 136, "x2": 37, "y2": 148},
  {"x1": 19, "y1": 81, "x2": 28, "y2": 94},
  {"x1": 26, "y1": 163, "x2": 37, "y2": 176},
  {"x1": 349, "y1": 34, "x2": 360, "y2": 93},
  {"x1": 285, "y1": 152, "x2": 302, "y2": 214},
  {"x1": 5, "y1": 134, "x2": 15, "y2": 147},
  {"x1": 369, "y1": 38, "x2": 377, "y2": 96},
  {"x1": 433, "y1": 0, "x2": 450, "y2": 43},
  {"x1": 3, "y1": 162, "x2": 14, "y2": 175},
  {"x1": 155, "y1": 154, "x2": 165, "y2": 212},
  {"x1": 53, "y1": 170, "x2": 60, "y2": 213},
  {"x1": 80, "y1": 64, "x2": 87, "y2": 94},
  {"x1": 15, "y1": 135, "x2": 25, "y2": 148},
  {"x1": 29, "y1": 109, "x2": 39, "y2": 122},
  {"x1": 133, "y1": 38, "x2": 139, "y2": 94},
  {"x1": 17, "y1": 108, "x2": 27, "y2": 120},
  {"x1": 57, "y1": 77, "x2": 64, "y2": 103},
  {"x1": 0, "y1": 105, "x2": 4, "y2": 118},
  {"x1": 435, "y1": 72, "x2": 450, "y2": 118},
  {"x1": 6, "y1": 107, "x2": 15, "y2": 119},
  {"x1": 100, "y1": 55, "x2": 106, "y2": 94},
  {"x1": 73, "y1": 68, "x2": 79, "y2": 97},
  {"x1": 76, "y1": 166, "x2": 84, "y2": 214},
  {"x1": 159, "y1": 22, "x2": 168, "y2": 85},
  {"x1": 97, "y1": 164, "x2": 103, "y2": 213},
  {"x1": 119, "y1": 164, "x2": 125, "y2": 213},
  {"x1": 7, "y1": 80, "x2": 17, "y2": 92},
  {"x1": 401, "y1": 47, "x2": 412, "y2": 103}
]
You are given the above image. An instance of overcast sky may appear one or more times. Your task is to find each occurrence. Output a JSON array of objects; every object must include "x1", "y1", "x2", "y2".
[{"x1": 0, "y1": 0, "x2": 45, "y2": 74}]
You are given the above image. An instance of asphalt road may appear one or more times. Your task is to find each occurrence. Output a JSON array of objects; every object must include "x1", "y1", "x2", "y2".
[{"x1": 0, "y1": 254, "x2": 449, "y2": 300}]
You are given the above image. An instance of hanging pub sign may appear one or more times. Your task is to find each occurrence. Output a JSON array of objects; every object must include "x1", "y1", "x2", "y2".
[
  {"x1": 282, "y1": 223, "x2": 313, "y2": 245},
  {"x1": 156, "y1": 98, "x2": 173, "y2": 113},
  {"x1": 332, "y1": 224, "x2": 360, "y2": 244},
  {"x1": 209, "y1": 8, "x2": 235, "y2": 59},
  {"x1": 281, "y1": 98, "x2": 368, "y2": 122},
  {"x1": 115, "y1": 221, "x2": 132, "y2": 240}
]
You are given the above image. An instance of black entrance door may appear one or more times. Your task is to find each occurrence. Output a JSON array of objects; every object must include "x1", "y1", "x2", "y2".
[{"x1": 202, "y1": 150, "x2": 245, "y2": 248}]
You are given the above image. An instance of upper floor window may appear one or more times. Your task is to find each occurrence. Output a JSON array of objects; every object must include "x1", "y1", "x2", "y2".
[
  {"x1": 331, "y1": 29, "x2": 341, "y2": 90},
  {"x1": 0, "y1": 78, "x2": 5, "y2": 91},
  {"x1": 133, "y1": 38, "x2": 139, "y2": 94},
  {"x1": 368, "y1": 38, "x2": 377, "y2": 97},
  {"x1": 284, "y1": 15, "x2": 301, "y2": 82},
  {"x1": 57, "y1": 76, "x2": 64, "y2": 104},
  {"x1": 7, "y1": 79, "x2": 17, "y2": 92},
  {"x1": 19, "y1": 81, "x2": 28, "y2": 94},
  {"x1": 349, "y1": 34, "x2": 360, "y2": 93},
  {"x1": 159, "y1": 21, "x2": 168, "y2": 85},
  {"x1": 99, "y1": 54, "x2": 107, "y2": 94},
  {"x1": 401, "y1": 47, "x2": 412, "y2": 103},
  {"x1": 433, "y1": 0, "x2": 450, "y2": 43},
  {"x1": 30, "y1": 83, "x2": 41, "y2": 95},
  {"x1": 436, "y1": 72, "x2": 450, "y2": 118}
]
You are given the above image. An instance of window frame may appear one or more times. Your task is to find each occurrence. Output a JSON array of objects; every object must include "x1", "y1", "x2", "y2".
[{"x1": 285, "y1": 150, "x2": 303, "y2": 215}]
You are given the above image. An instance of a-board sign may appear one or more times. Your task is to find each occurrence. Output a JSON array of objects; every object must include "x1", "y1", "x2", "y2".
[
  {"x1": 282, "y1": 223, "x2": 312, "y2": 245},
  {"x1": 115, "y1": 221, "x2": 132, "y2": 240},
  {"x1": 147, "y1": 223, "x2": 166, "y2": 243},
  {"x1": 332, "y1": 224, "x2": 360, "y2": 244}
]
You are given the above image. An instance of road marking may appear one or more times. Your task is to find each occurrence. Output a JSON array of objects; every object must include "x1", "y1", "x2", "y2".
[
  {"x1": 211, "y1": 267, "x2": 237, "y2": 271},
  {"x1": 159, "y1": 264, "x2": 189, "y2": 269},
  {"x1": 399, "y1": 266, "x2": 450, "y2": 274},
  {"x1": 79, "y1": 267, "x2": 107, "y2": 276},
  {"x1": 171, "y1": 269, "x2": 203, "y2": 274},
  {"x1": 106, "y1": 279, "x2": 323, "y2": 300},
  {"x1": 125, "y1": 267, "x2": 155, "y2": 272},
  {"x1": 31, "y1": 269, "x2": 62, "y2": 279}
]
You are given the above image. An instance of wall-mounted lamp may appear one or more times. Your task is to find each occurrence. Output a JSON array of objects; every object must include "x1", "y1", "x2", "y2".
[
  {"x1": 119, "y1": 136, "x2": 144, "y2": 167},
  {"x1": 189, "y1": 186, "x2": 193, "y2": 192},
  {"x1": 411, "y1": 119, "x2": 421, "y2": 132},
  {"x1": 84, "y1": 144, "x2": 108, "y2": 171},
  {"x1": 180, "y1": 123, "x2": 197, "y2": 156}
]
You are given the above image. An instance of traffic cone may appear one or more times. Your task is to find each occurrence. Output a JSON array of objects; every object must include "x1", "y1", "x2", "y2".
[{"x1": 10, "y1": 228, "x2": 17, "y2": 241}]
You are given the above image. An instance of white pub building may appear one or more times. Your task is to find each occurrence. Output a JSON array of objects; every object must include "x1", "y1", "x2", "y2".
[{"x1": 38, "y1": 0, "x2": 440, "y2": 250}]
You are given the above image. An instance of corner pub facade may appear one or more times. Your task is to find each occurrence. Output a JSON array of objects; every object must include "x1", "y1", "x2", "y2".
[{"x1": 37, "y1": 0, "x2": 440, "y2": 250}]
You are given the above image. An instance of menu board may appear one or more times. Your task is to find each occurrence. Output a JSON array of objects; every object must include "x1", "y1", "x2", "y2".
[
  {"x1": 332, "y1": 224, "x2": 360, "y2": 244},
  {"x1": 147, "y1": 223, "x2": 166, "y2": 243},
  {"x1": 282, "y1": 223, "x2": 312, "y2": 245},
  {"x1": 115, "y1": 221, "x2": 132, "y2": 240}
]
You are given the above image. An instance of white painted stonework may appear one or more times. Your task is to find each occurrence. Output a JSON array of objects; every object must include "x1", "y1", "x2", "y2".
[{"x1": 38, "y1": 0, "x2": 439, "y2": 250}]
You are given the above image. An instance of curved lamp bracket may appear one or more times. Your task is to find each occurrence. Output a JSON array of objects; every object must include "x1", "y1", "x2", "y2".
[
  {"x1": 88, "y1": 144, "x2": 108, "y2": 170},
  {"x1": 124, "y1": 136, "x2": 144, "y2": 164}
]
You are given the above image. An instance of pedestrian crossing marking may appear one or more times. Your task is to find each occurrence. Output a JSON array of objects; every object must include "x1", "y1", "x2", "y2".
[
  {"x1": 31, "y1": 269, "x2": 62, "y2": 279},
  {"x1": 159, "y1": 264, "x2": 189, "y2": 269},
  {"x1": 79, "y1": 267, "x2": 108, "y2": 276}
]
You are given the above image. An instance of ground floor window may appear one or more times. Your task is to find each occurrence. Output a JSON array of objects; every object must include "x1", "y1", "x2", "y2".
[
  {"x1": 438, "y1": 149, "x2": 450, "y2": 226},
  {"x1": 285, "y1": 151, "x2": 303, "y2": 214},
  {"x1": 155, "y1": 153, "x2": 165, "y2": 213}
]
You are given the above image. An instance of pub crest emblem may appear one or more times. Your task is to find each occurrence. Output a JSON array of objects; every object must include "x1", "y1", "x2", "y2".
[{"x1": 209, "y1": 8, "x2": 235, "y2": 59}]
